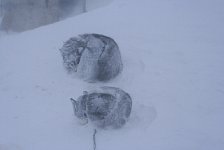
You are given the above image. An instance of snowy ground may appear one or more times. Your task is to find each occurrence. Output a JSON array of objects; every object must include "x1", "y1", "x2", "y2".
[
  {"x1": 87, "y1": 0, "x2": 113, "y2": 11},
  {"x1": 70, "y1": 0, "x2": 113, "y2": 17},
  {"x1": 0, "y1": 0, "x2": 224, "y2": 150}
]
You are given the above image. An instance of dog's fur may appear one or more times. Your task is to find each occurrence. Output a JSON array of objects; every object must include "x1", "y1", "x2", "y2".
[
  {"x1": 71, "y1": 87, "x2": 132, "y2": 129},
  {"x1": 60, "y1": 34, "x2": 123, "y2": 82}
]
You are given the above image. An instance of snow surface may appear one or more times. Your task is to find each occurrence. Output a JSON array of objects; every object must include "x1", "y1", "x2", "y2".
[
  {"x1": 86, "y1": 0, "x2": 113, "y2": 11},
  {"x1": 0, "y1": 0, "x2": 224, "y2": 149}
]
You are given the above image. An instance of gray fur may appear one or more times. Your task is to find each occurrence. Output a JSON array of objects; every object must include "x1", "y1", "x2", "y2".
[
  {"x1": 60, "y1": 34, "x2": 123, "y2": 82},
  {"x1": 71, "y1": 87, "x2": 132, "y2": 129}
]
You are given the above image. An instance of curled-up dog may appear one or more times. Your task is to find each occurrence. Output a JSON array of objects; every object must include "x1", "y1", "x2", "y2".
[
  {"x1": 60, "y1": 34, "x2": 123, "y2": 82},
  {"x1": 70, "y1": 87, "x2": 132, "y2": 129}
]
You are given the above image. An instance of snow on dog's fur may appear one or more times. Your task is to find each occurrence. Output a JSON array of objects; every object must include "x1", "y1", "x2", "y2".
[
  {"x1": 71, "y1": 87, "x2": 132, "y2": 129},
  {"x1": 60, "y1": 34, "x2": 123, "y2": 82}
]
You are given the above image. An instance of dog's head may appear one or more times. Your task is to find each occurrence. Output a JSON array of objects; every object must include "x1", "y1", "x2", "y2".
[{"x1": 70, "y1": 91, "x2": 88, "y2": 124}]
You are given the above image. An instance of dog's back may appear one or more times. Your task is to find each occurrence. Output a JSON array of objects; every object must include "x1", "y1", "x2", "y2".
[{"x1": 72, "y1": 87, "x2": 132, "y2": 128}]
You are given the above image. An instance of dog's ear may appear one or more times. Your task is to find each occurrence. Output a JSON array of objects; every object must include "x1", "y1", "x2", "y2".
[
  {"x1": 70, "y1": 98, "x2": 77, "y2": 105},
  {"x1": 70, "y1": 98, "x2": 78, "y2": 111},
  {"x1": 83, "y1": 91, "x2": 88, "y2": 95}
]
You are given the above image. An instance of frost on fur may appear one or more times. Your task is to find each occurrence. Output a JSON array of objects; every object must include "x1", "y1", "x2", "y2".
[
  {"x1": 71, "y1": 87, "x2": 132, "y2": 129},
  {"x1": 60, "y1": 34, "x2": 123, "y2": 82}
]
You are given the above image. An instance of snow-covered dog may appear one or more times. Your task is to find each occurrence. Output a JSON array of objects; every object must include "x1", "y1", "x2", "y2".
[
  {"x1": 70, "y1": 87, "x2": 132, "y2": 128},
  {"x1": 60, "y1": 34, "x2": 123, "y2": 82}
]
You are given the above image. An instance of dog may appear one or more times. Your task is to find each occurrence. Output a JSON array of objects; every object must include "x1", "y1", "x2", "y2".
[
  {"x1": 70, "y1": 87, "x2": 132, "y2": 129},
  {"x1": 60, "y1": 34, "x2": 123, "y2": 82}
]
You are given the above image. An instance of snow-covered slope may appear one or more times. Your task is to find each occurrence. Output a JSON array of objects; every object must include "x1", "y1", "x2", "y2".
[
  {"x1": 1, "y1": 0, "x2": 224, "y2": 149},
  {"x1": 87, "y1": 0, "x2": 112, "y2": 11}
]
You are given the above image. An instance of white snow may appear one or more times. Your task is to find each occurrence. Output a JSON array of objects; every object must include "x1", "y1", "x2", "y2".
[
  {"x1": 86, "y1": 0, "x2": 113, "y2": 11},
  {"x1": 0, "y1": 0, "x2": 224, "y2": 150}
]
